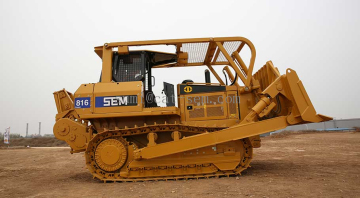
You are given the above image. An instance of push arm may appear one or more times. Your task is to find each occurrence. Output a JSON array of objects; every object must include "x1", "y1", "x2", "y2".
[{"x1": 133, "y1": 69, "x2": 331, "y2": 160}]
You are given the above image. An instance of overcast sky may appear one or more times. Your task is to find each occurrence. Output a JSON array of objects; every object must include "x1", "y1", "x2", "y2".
[{"x1": 1, "y1": 0, "x2": 359, "y2": 136}]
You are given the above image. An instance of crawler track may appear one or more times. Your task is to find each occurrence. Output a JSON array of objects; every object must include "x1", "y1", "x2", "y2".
[{"x1": 84, "y1": 124, "x2": 253, "y2": 182}]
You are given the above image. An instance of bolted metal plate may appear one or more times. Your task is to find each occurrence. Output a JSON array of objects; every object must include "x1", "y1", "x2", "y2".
[{"x1": 95, "y1": 139, "x2": 127, "y2": 172}]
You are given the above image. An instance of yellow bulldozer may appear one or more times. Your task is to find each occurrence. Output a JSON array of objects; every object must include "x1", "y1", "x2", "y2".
[{"x1": 53, "y1": 37, "x2": 331, "y2": 182}]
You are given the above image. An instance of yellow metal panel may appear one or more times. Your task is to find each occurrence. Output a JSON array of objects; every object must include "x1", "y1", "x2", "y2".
[
  {"x1": 226, "y1": 91, "x2": 239, "y2": 119},
  {"x1": 53, "y1": 89, "x2": 74, "y2": 113},
  {"x1": 135, "y1": 116, "x2": 288, "y2": 159},
  {"x1": 285, "y1": 69, "x2": 327, "y2": 123},
  {"x1": 117, "y1": 46, "x2": 129, "y2": 54},
  {"x1": 74, "y1": 84, "x2": 95, "y2": 115},
  {"x1": 239, "y1": 92, "x2": 254, "y2": 122},
  {"x1": 93, "y1": 82, "x2": 143, "y2": 113},
  {"x1": 101, "y1": 47, "x2": 113, "y2": 83},
  {"x1": 184, "y1": 92, "x2": 228, "y2": 121},
  {"x1": 178, "y1": 92, "x2": 187, "y2": 122}
]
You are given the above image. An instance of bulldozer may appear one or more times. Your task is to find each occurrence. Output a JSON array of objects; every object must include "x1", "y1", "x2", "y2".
[{"x1": 53, "y1": 37, "x2": 331, "y2": 182}]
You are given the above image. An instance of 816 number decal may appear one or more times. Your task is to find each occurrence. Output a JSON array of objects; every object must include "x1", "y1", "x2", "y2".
[{"x1": 75, "y1": 97, "x2": 91, "y2": 108}]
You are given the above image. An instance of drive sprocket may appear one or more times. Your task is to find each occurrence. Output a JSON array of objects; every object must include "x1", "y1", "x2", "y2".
[{"x1": 94, "y1": 138, "x2": 127, "y2": 172}]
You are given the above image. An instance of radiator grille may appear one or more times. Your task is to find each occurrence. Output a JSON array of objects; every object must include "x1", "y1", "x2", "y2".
[
  {"x1": 187, "y1": 96, "x2": 203, "y2": 106},
  {"x1": 186, "y1": 93, "x2": 228, "y2": 120},
  {"x1": 189, "y1": 108, "x2": 205, "y2": 118},
  {"x1": 205, "y1": 95, "x2": 223, "y2": 105},
  {"x1": 228, "y1": 94, "x2": 238, "y2": 115},
  {"x1": 207, "y1": 106, "x2": 224, "y2": 117}
]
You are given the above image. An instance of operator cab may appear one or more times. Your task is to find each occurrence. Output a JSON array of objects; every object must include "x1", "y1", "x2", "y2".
[
  {"x1": 109, "y1": 50, "x2": 177, "y2": 107},
  {"x1": 99, "y1": 49, "x2": 238, "y2": 122}
]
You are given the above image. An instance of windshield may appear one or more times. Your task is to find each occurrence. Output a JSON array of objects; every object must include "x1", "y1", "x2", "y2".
[{"x1": 112, "y1": 52, "x2": 145, "y2": 82}]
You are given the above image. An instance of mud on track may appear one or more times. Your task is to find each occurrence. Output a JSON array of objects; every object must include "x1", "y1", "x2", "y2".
[{"x1": 0, "y1": 132, "x2": 359, "y2": 198}]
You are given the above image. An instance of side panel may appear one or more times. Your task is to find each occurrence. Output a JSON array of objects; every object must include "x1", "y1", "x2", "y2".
[
  {"x1": 226, "y1": 91, "x2": 240, "y2": 120},
  {"x1": 184, "y1": 92, "x2": 228, "y2": 121},
  {"x1": 178, "y1": 84, "x2": 240, "y2": 122},
  {"x1": 239, "y1": 92, "x2": 255, "y2": 122},
  {"x1": 74, "y1": 84, "x2": 94, "y2": 115},
  {"x1": 93, "y1": 82, "x2": 143, "y2": 114}
]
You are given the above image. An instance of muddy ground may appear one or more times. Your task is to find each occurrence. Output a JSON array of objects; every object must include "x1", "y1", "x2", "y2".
[{"x1": 0, "y1": 132, "x2": 359, "y2": 198}]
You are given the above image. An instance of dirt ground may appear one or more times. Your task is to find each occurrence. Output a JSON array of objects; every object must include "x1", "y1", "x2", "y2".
[{"x1": 0, "y1": 132, "x2": 359, "y2": 198}]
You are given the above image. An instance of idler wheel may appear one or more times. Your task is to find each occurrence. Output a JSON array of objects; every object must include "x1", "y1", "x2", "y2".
[{"x1": 95, "y1": 139, "x2": 127, "y2": 172}]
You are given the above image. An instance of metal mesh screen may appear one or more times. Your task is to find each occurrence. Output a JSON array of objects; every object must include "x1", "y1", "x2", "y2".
[
  {"x1": 187, "y1": 96, "x2": 203, "y2": 106},
  {"x1": 234, "y1": 58, "x2": 247, "y2": 77},
  {"x1": 189, "y1": 108, "x2": 205, "y2": 118},
  {"x1": 207, "y1": 106, "x2": 224, "y2": 117},
  {"x1": 216, "y1": 41, "x2": 242, "y2": 62},
  {"x1": 205, "y1": 95, "x2": 223, "y2": 105},
  {"x1": 181, "y1": 43, "x2": 209, "y2": 63},
  {"x1": 228, "y1": 94, "x2": 238, "y2": 115}
]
